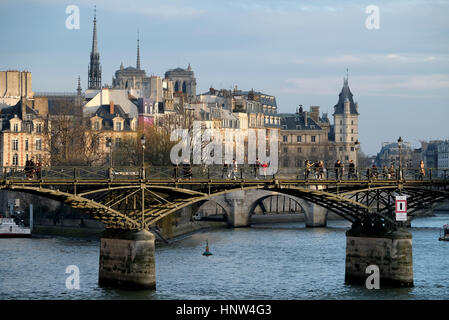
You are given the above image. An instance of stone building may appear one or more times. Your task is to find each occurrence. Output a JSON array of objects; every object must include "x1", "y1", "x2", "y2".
[
  {"x1": 279, "y1": 106, "x2": 331, "y2": 168},
  {"x1": 278, "y1": 76, "x2": 360, "y2": 169},
  {"x1": 331, "y1": 77, "x2": 360, "y2": 166},
  {"x1": 437, "y1": 140, "x2": 449, "y2": 177},
  {"x1": 374, "y1": 141, "x2": 414, "y2": 169},
  {"x1": 0, "y1": 98, "x2": 51, "y2": 167},
  {"x1": 87, "y1": 100, "x2": 138, "y2": 166},
  {"x1": 165, "y1": 65, "x2": 197, "y2": 98}
]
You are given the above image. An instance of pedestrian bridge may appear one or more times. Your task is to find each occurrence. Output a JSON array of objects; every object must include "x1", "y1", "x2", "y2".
[
  {"x1": 2, "y1": 165, "x2": 448, "y2": 289},
  {"x1": 1, "y1": 165, "x2": 447, "y2": 230}
]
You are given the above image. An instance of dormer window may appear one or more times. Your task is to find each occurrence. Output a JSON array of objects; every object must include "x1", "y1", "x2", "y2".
[
  {"x1": 115, "y1": 122, "x2": 122, "y2": 131},
  {"x1": 13, "y1": 123, "x2": 19, "y2": 132},
  {"x1": 94, "y1": 121, "x2": 100, "y2": 131},
  {"x1": 36, "y1": 123, "x2": 42, "y2": 133}
]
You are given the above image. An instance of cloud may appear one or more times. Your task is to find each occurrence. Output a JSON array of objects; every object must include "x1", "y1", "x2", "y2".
[
  {"x1": 290, "y1": 54, "x2": 449, "y2": 66},
  {"x1": 283, "y1": 74, "x2": 449, "y2": 98}
]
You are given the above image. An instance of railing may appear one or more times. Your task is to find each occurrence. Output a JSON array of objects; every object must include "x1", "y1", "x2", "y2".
[{"x1": 0, "y1": 165, "x2": 447, "y2": 182}]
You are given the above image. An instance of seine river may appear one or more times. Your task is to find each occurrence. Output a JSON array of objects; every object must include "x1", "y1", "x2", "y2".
[{"x1": 1, "y1": 213, "x2": 448, "y2": 300}]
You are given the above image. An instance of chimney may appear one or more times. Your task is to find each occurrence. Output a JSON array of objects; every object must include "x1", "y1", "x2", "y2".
[
  {"x1": 109, "y1": 100, "x2": 114, "y2": 115},
  {"x1": 304, "y1": 111, "x2": 308, "y2": 126},
  {"x1": 310, "y1": 106, "x2": 320, "y2": 122}
]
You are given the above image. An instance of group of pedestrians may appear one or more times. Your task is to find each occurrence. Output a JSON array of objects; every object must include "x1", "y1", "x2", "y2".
[
  {"x1": 24, "y1": 159, "x2": 42, "y2": 179},
  {"x1": 303, "y1": 159, "x2": 357, "y2": 180}
]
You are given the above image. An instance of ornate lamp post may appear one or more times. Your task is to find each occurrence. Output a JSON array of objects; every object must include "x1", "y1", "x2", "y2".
[
  {"x1": 398, "y1": 136, "x2": 403, "y2": 180},
  {"x1": 354, "y1": 139, "x2": 360, "y2": 178},
  {"x1": 140, "y1": 134, "x2": 146, "y2": 178},
  {"x1": 106, "y1": 137, "x2": 112, "y2": 167}
]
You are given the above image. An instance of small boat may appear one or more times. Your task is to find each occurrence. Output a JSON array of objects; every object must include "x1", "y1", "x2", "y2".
[
  {"x1": 203, "y1": 240, "x2": 212, "y2": 256},
  {"x1": 439, "y1": 224, "x2": 449, "y2": 241},
  {"x1": 0, "y1": 216, "x2": 31, "y2": 238}
]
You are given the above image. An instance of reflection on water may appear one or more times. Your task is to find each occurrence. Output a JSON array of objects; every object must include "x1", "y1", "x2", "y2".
[{"x1": 1, "y1": 213, "x2": 448, "y2": 300}]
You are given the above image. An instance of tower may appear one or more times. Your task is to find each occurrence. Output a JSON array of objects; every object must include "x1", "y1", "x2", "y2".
[
  {"x1": 333, "y1": 74, "x2": 359, "y2": 166},
  {"x1": 88, "y1": 7, "x2": 101, "y2": 90}
]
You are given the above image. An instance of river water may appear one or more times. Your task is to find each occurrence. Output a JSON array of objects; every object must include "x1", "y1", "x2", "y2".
[{"x1": 1, "y1": 213, "x2": 448, "y2": 300}]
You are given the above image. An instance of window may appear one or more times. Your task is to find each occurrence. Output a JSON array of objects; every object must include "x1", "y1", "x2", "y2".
[
  {"x1": 283, "y1": 136, "x2": 287, "y2": 142},
  {"x1": 297, "y1": 136, "x2": 302, "y2": 142},
  {"x1": 35, "y1": 139, "x2": 42, "y2": 151},
  {"x1": 351, "y1": 137, "x2": 354, "y2": 142},
  {"x1": 12, "y1": 154, "x2": 18, "y2": 166},
  {"x1": 351, "y1": 120, "x2": 354, "y2": 125},
  {"x1": 115, "y1": 122, "x2": 122, "y2": 131},
  {"x1": 115, "y1": 138, "x2": 121, "y2": 147},
  {"x1": 283, "y1": 147, "x2": 288, "y2": 153},
  {"x1": 13, "y1": 123, "x2": 19, "y2": 132},
  {"x1": 345, "y1": 155, "x2": 349, "y2": 161},
  {"x1": 25, "y1": 139, "x2": 28, "y2": 151},
  {"x1": 311, "y1": 136, "x2": 316, "y2": 143},
  {"x1": 351, "y1": 128, "x2": 354, "y2": 133},
  {"x1": 36, "y1": 123, "x2": 42, "y2": 133},
  {"x1": 94, "y1": 121, "x2": 100, "y2": 130},
  {"x1": 351, "y1": 147, "x2": 355, "y2": 151},
  {"x1": 12, "y1": 139, "x2": 19, "y2": 151},
  {"x1": 340, "y1": 120, "x2": 342, "y2": 125},
  {"x1": 312, "y1": 147, "x2": 317, "y2": 152},
  {"x1": 297, "y1": 147, "x2": 302, "y2": 153}
]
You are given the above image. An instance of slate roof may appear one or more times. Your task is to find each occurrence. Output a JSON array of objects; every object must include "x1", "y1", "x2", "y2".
[
  {"x1": 333, "y1": 78, "x2": 359, "y2": 115},
  {"x1": 93, "y1": 104, "x2": 134, "y2": 131},
  {"x1": 279, "y1": 113, "x2": 322, "y2": 131}
]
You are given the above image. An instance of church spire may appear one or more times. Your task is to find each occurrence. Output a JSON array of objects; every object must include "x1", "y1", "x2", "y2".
[
  {"x1": 88, "y1": 6, "x2": 101, "y2": 89},
  {"x1": 77, "y1": 76, "x2": 81, "y2": 94},
  {"x1": 136, "y1": 30, "x2": 141, "y2": 70},
  {"x1": 92, "y1": 6, "x2": 98, "y2": 54}
]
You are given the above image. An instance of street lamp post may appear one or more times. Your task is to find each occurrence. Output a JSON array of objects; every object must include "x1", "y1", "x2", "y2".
[
  {"x1": 398, "y1": 136, "x2": 403, "y2": 180},
  {"x1": 140, "y1": 134, "x2": 146, "y2": 179},
  {"x1": 354, "y1": 139, "x2": 360, "y2": 178},
  {"x1": 106, "y1": 137, "x2": 112, "y2": 167}
]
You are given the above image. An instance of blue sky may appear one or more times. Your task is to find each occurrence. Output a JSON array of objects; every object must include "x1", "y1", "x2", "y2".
[{"x1": 1, "y1": 0, "x2": 448, "y2": 155}]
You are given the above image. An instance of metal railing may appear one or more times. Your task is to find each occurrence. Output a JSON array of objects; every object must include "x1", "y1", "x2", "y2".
[{"x1": 0, "y1": 165, "x2": 447, "y2": 181}]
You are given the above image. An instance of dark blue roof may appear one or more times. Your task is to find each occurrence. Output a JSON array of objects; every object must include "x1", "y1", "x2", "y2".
[{"x1": 333, "y1": 78, "x2": 359, "y2": 115}]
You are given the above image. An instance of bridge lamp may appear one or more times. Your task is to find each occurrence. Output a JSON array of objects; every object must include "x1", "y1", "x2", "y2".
[
  {"x1": 106, "y1": 137, "x2": 112, "y2": 167},
  {"x1": 140, "y1": 135, "x2": 146, "y2": 166},
  {"x1": 398, "y1": 136, "x2": 403, "y2": 179}
]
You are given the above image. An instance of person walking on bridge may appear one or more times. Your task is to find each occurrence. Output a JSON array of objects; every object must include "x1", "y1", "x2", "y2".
[
  {"x1": 348, "y1": 160, "x2": 356, "y2": 180},
  {"x1": 419, "y1": 160, "x2": 425, "y2": 180},
  {"x1": 231, "y1": 158, "x2": 238, "y2": 180},
  {"x1": 334, "y1": 160, "x2": 343, "y2": 180},
  {"x1": 304, "y1": 160, "x2": 311, "y2": 179}
]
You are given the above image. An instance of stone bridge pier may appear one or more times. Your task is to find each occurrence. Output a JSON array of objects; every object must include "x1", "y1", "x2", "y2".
[
  {"x1": 345, "y1": 226, "x2": 414, "y2": 287},
  {"x1": 99, "y1": 229, "x2": 156, "y2": 289}
]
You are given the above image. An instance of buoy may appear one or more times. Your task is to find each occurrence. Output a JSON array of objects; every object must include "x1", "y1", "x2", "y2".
[{"x1": 203, "y1": 239, "x2": 212, "y2": 256}]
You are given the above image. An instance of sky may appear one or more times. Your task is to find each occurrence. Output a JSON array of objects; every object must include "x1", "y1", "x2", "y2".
[{"x1": 1, "y1": 0, "x2": 448, "y2": 155}]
